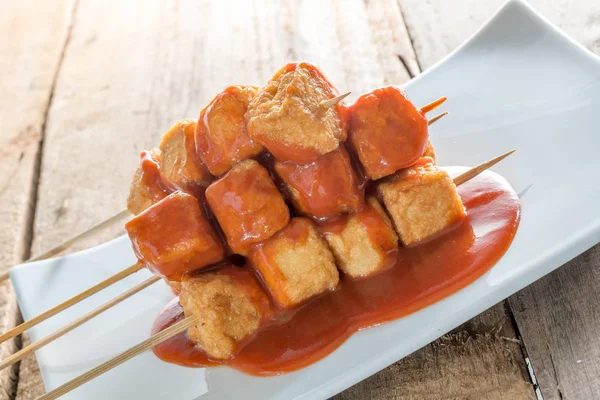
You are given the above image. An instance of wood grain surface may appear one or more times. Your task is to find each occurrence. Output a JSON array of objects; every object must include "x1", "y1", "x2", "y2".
[
  {"x1": 1, "y1": 0, "x2": 599, "y2": 399},
  {"x1": 0, "y1": 1, "x2": 75, "y2": 398},
  {"x1": 510, "y1": 246, "x2": 600, "y2": 400}
]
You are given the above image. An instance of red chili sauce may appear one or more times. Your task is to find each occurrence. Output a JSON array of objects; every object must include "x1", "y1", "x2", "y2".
[{"x1": 152, "y1": 171, "x2": 520, "y2": 375}]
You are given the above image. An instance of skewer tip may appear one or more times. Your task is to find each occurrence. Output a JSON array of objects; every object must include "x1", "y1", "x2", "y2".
[
  {"x1": 420, "y1": 96, "x2": 448, "y2": 114},
  {"x1": 320, "y1": 92, "x2": 351, "y2": 108},
  {"x1": 453, "y1": 149, "x2": 516, "y2": 186},
  {"x1": 428, "y1": 111, "x2": 449, "y2": 126}
]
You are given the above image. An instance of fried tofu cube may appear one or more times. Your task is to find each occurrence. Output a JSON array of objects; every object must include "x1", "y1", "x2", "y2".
[
  {"x1": 206, "y1": 160, "x2": 290, "y2": 255},
  {"x1": 246, "y1": 62, "x2": 346, "y2": 163},
  {"x1": 423, "y1": 140, "x2": 436, "y2": 162},
  {"x1": 320, "y1": 197, "x2": 398, "y2": 278},
  {"x1": 196, "y1": 85, "x2": 265, "y2": 176},
  {"x1": 348, "y1": 86, "x2": 429, "y2": 179},
  {"x1": 180, "y1": 266, "x2": 272, "y2": 359},
  {"x1": 274, "y1": 147, "x2": 363, "y2": 219},
  {"x1": 248, "y1": 218, "x2": 339, "y2": 308},
  {"x1": 125, "y1": 191, "x2": 225, "y2": 280},
  {"x1": 378, "y1": 160, "x2": 466, "y2": 246},
  {"x1": 159, "y1": 119, "x2": 212, "y2": 194},
  {"x1": 127, "y1": 148, "x2": 169, "y2": 215}
]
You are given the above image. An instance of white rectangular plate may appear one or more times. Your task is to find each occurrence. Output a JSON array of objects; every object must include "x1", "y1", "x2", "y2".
[{"x1": 11, "y1": 0, "x2": 600, "y2": 398}]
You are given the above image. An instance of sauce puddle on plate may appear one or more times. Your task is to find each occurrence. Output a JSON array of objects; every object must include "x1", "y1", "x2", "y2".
[{"x1": 152, "y1": 172, "x2": 521, "y2": 375}]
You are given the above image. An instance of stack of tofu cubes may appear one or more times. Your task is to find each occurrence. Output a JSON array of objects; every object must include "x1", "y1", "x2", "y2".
[{"x1": 125, "y1": 63, "x2": 466, "y2": 360}]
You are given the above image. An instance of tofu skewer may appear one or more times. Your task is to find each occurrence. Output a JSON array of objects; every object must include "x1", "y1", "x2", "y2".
[
  {"x1": 0, "y1": 149, "x2": 516, "y2": 378},
  {"x1": 32, "y1": 150, "x2": 516, "y2": 399},
  {"x1": 0, "y1": 105, "x2": 457, "y2": 351},
  {"x1": 0, "y1": 105, "x2": 450, "y2": 350},
  {"x1": 0, "y1": 94, "x2": 445, "y2": 283}
]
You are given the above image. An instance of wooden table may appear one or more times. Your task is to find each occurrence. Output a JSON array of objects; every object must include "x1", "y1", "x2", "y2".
[{"x1": 1, "y1": 1, "x2": 599, "y2": 399}]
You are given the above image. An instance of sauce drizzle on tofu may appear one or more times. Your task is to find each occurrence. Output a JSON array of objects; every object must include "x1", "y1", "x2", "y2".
[{"x1": 152, "y1": 171, "x2": 520, "y2": 375}]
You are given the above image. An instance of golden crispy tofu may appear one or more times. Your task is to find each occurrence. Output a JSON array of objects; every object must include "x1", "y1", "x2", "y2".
[
  {"x1": 246, "y1": 62, "x2": 346, "y2": 163},
  {"x1": 196, "y1": 85, "x2": 264, "y2": 176},
  {"x1": 180, "y1": 266, "x2": 272, "y2": 359},
  {"x1": 248, "y1": 218, "x2": 339, "y2": 308},
  {"x1": 378, "y1": 160, "x2": 466, "y2": 246},
  {"x1": 127, "y1": 148, "x2": 168, "y2": 215},
  {"x1": 125, "y1": 191, "x2": 225, "y2": 280},
  {"x1": 274, "y1": 147, "x2": 363, "y2": 219},
  {"x1": 320, "y1": 197, "x2": 398, "y2": 278},
  {"x1": 159, "y1": 119, "x2": 212, "y2": 195},
  {"x1": 206, "y1": 160, "x2": 290, "y2": 255},
  {"x1": 423, "y1": 140, "x2": 436, "y2": 162}
]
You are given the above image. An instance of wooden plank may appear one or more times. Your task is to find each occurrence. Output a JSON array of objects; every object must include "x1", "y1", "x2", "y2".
[
  {"x1": 337, "y1": 333, "x2": 532, "y2": 400},
  {"x1": 337, "y1": 302, "x2": 535, "y2": 400},
  {"x1": 0, "y1": 0, "x2": 75, "y2": 398},
  {"x1": 14, "y1": 0, "x2": 413, "y2": 397},
  {"x1": 510, "y1": 247, "x2": 600, "y2": 400},
  {"x1": 397, "y1": 0, "x2": 600, "y2": 399}
]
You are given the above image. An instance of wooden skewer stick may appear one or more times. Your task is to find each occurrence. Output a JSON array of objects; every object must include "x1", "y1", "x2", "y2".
[
  {"x1": 0, "y1": 262, "x2": 144, "y2": 345},
  {"x1": 420, "y1": 96, "x2": 447, "y2": 113},
  {"x1": 320, "y1": 92, "x2": 351, "y2": 108},
  {"x1": 453, "y1": 149, "x2": 516, "y2": 186},
  {"x1": 0, "y1": 209, "x2": 130, "y2": 283},
  {"x1": 428, "y1": 111, "x2": 448, "y2": 126},
  {"x1": 0, "y1": 275, "x2": 160, "y2": 371},
  {"x1": 38, "y1": 315, "x2": 199, "y2": 400}
]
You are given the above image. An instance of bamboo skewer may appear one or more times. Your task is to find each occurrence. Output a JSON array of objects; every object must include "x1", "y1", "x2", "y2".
[
  {"x1": 0, "y1": 262, "x2": 144, "y2": 345},
  {"x1": 0, "y1": 209, "x2": 130, "y2": 283},
  {"x1": 0, "y1": 275, "x2": 161, "y2": 371},
  {"x1": 453, "y1": 150, "x2": 516, "y2": 186},
  {"x1": 428, "y1": 111, "x2": 448, "y2": 126},
  {"x1": 420, "y1": 96, "x2": 447, "y2": 113},
  {"x1": 320, "y1": 92, "x2": 351, "y2": 108},
  {"x1": 38, "y1": 315, "x2": 199, "y2": 400}
]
